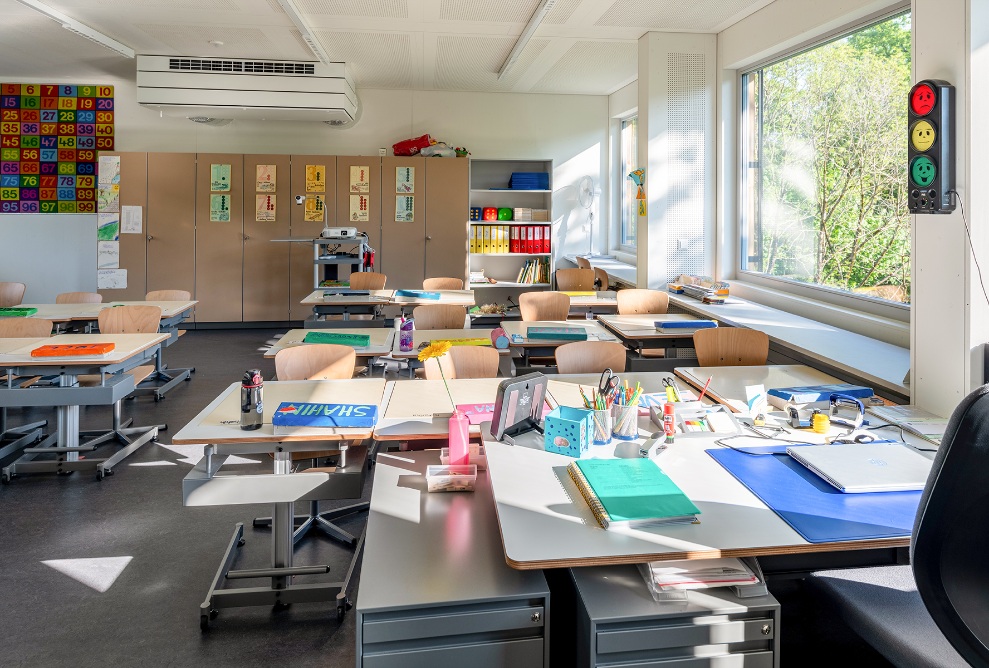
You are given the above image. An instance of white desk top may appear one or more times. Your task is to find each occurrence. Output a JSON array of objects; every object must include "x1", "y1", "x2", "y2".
[
  {"x1": 501, "y1": 320, "x2": 619, "y2": 346},
  {"x1": 0, "y1": 332, "x2": 168, "y2": 367},
  {"x1": 563, "y1": 291, "x2": 618, "y2": 308},
  {"x1": 675, "y1": 365, "x2": 845, "y2": 413},
  {"x1": 264, "y1": 328, "x2": 394, "y2": 358},
  {"x1": 597, "y1": 313, "x2": 702, "y2": 340},
  {"x1": 391, "y1": 289, "x2": 476, "y2": 306},
  {"x1": 17, "y1": 300, "x2": 196, "y2": 321},
  {"x1": 389, "y1": 329, "x2": 507, "y2": 359},
  {"x1": 301, "y1": 289, "x2": 393, "y2": 305},
  {"x1": 171, "y1": 379, "x2": 387, "y2": 444},
  {"x1": 669, "y1": 294, "x2": 909, "y2": 398}
]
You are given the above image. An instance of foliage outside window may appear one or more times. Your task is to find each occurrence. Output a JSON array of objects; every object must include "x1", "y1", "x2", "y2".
[
  {"x1": 740, "y1": 13, "x2": 912, "y2": 303},
  {"x1": 619, "y1": 115, "x2": 637, "y2": 248}
]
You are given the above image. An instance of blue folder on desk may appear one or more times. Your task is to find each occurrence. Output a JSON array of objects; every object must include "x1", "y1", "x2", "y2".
[
  {"x1": 706, "y1": 447, "x2": 920, "y2": 543},
  {"x1": 394, "y1": 290, "x2": 440, "y2": 300}
]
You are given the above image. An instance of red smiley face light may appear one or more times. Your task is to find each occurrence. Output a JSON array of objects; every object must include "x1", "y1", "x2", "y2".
[{"x1": 910, "y1": 84, "x2": 936, "y2": 115}]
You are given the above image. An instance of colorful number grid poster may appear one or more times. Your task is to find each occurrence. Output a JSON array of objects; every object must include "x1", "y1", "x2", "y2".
[{"x1": 1, "y1": 83, "x2": 115, "y2": 213}]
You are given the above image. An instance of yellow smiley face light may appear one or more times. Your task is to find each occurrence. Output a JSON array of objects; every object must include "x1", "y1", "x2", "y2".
[{"x1": 910, "y1": 120, "x2": 936, "y2": 152}]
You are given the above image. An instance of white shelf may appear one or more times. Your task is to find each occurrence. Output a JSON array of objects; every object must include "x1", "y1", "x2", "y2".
[
  {"x1": 470, "y1": 253, "x2": 551, "y2": 257},
  {"x1": 470, "y1": 221, "x2": 550, "y2": 225},
  {"x1": 470, "y1": 282, "x2": 551, "y2": 289},
  {"x1": 470, "y1": 189, "x2": 552, "y2": 194}
]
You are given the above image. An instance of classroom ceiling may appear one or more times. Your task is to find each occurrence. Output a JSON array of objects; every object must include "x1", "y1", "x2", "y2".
[{"x1": 0, "y1": 0, "x2": 772, "y2": 96}]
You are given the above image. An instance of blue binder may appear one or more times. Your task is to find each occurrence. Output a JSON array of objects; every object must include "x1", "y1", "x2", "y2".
[{"x1": 706, "y1": 447, "x2": 920, "y2": 543}]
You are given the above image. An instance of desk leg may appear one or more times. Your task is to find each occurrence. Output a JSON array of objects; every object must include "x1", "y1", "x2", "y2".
[
  {"x1": 272, "y1": 451, "x2": 294, "y2": 592},
  {"x1": 59, "y1": 373, "x2": 80, "y2": 457}
]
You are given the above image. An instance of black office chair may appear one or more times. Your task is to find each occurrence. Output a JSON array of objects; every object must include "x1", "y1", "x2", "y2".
[{"x1": 809, "y1": 384, "x2": 989, "y2": 667}]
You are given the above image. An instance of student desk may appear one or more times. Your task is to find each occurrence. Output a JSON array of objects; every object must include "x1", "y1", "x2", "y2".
[
  {"x1": 563, "y1": 291, "x2": 618, "y2": 316},
  {"x1": 172, "y1": 378, "x2": 387, "y2": 627},
  {"x1": 674, "y1": 364, "x2": 853, "y2": 413},
  {"x1": 0, "y1": 332, "x2": 167, "y2": 481},
  {"x1": 264, "y1": 328, "x2": 395, "y2": 366},
  {"x1": 388, "y1": 329, "x2": 509, "y2": 378},
  {"x1": 301, "y1": 289, "x2": 393, "y2": 325},
  {"x1": 3, "y1": 303, "x2": 91, "y2": 324},
  {"x1": 596, "y1": 313, "x2": 707, "y2": 370},
  {"x1": 390, "y1": 289, "x2": 476, "y2": 310},
  {"x1": 500, "y1": 319, "x2": 620, "y2": 372}
]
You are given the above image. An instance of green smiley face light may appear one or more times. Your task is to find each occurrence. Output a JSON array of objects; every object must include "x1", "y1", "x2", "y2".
[{"x1": 911, "y1": 156, "x2": 936, "y2": 187}]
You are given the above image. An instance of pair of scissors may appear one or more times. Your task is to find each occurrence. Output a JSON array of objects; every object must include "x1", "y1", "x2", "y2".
[
  {"x1": 662, "y1": 378, "x2": 682, "y2": 402},
  {"x1": 598, "y1": 368, "x2": 620, "y2": 396}
]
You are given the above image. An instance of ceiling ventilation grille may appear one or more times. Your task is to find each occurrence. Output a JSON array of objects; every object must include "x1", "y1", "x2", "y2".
[{"x1": 168, "y1": 58, "x2": 315, "y2": 74}]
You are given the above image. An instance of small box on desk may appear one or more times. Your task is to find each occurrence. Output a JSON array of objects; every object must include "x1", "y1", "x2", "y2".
[
  {"x1": 543, "y1": 406, "x2": 593, "y2": 457},
  {"x1": 526, "y1": 326, "x2": 588, "y2": 341}
]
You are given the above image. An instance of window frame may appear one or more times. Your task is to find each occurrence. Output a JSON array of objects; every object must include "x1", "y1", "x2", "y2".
[{"x1": 617, "y1": 114, "x2": 638, "y2": 254}]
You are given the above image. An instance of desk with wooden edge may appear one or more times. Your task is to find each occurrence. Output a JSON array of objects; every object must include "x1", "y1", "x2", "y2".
[
  {"x1": 562, "y1": 291, "x2": 618, "y2": 316},
  {"x1": 6, "y1": 303, "x2": 91, "y2": 324},
  {"x1": 264, "y1": 328, "x2": 395, "y2": 365},
  {"x1": 301, "y1": 289, "x2": 393, "y2": 326},
  {"x1": 596, "y1": 313, "x2": 708, "y2": 371},
  {"x1": 390, "y1": 289, "x2": 476, "y2": 308},
  {"x1": 500, "y1": 319, "x2": 620, "y2": 373},
  {"x1": 674, "y1": 365, "x2": 853, "y2": 413},
  {"x1": 0, "y1": 332, "x2": 168, "y2": 481},
  {"x1": 389, "y1": 328, "x2": 509, "y2": 378},
  {"x1": 171, "y1": 378, "x2": 387, "y2": 628}
]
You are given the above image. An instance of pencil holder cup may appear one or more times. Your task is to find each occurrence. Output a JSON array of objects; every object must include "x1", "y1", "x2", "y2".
[
  {"x1": 543, "y1": 406, "x2": 593, "y2": 457},
  {"x1": 591, "y1": 408, "x2": 613, "y2": 445},
  {"x1": 611, "y1": 404, "x2": 638, "y2": 441}
]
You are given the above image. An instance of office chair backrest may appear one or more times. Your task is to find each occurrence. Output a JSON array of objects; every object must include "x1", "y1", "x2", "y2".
[
  {"x1": 275, "y1": 344, "x2": 356, "y2": 381},
  {"x1": 423, "y1": 277, "x2": 463, "y2": 290},
  {"x1": 56, "y1": 291, "x2": 103, "y2": 304},
  {"x1": 555, "y1": 268, "x2": 595, "y2": 291},
  {"x1": 0, "y1": 282, "x2": 26, "y2": 307},
  {"x1": 692, "y1": 328, "x2": 769, "y2": 366},
  {"x1": 555, "y1": 341, "x2": 627, "y2": 374},
  {"x1": 412, "y1": 305, "x2": 467, "y2": 330},
  {"x1": 617, "y1": 289, "x2": 669, "y2": 315},
  {"x1": 424, "y1": 346, "x2": 500, "y2": 380},
  {"x1": 912, "y1": 384, "x2": 989, "y2": 665},
  {"x1": 349, "y1": 272, "x2": 387, "y2": 290},
  {"x1": 0, "y1": 318, "x2": 53, "y2": 338},
  {"x1": 575, "y1": 257, "x2": 591, "y2": 269},
  {"x1": 98, "y1": 305, "x2": 162, "y2": 334},
  {"x1": 594, "y1": 267, "x2": 609, "y2": 291},
  {"x1": 519, "y1": 291, "x2": 570, "y2": 321},
  {"x1": 146, "y1": 289, "x2": 192, "y2": 301}
]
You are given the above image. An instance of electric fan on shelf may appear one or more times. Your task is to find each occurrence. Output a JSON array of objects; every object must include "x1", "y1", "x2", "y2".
[{"x1": 577, "y1": 175, "x2": 595, "y2": 256}]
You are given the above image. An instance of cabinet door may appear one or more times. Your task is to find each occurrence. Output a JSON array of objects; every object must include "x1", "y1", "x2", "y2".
[
  {"x1": 195, "y1": 154, "x2": 243, "y2": 322},
  {"x1": 146, "y1": 153, "x2": 196, "y2": 313},
  {"x1": 336, "y1": 156, "x2": 381, "y2": 283},
  {"x1": 425, "y1": 158, "x2": 469, "y2": 283},
  {"x1": 98, "y1": 152, "x2": 147, "y2": 301},
  {"x1": 243, "y1": 154, "x2": 291, "y2": 321},
  {"x1": 380, "y1": 156, "x2": 426, "y2": 289},
  {"x1": 289, "y1": 156, "x2": 337, "y2": 321}
]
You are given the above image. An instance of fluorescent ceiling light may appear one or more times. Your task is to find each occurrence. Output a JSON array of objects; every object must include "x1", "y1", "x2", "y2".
[
  {"x1": 276, "y1": 0, "x2": 331, "y2": 65},
  {"x1": 15, "y1": 0, "x2": 135, "y2": 58},
  {"x1": 498, "y1": 0, "x2": 557, "y2": 80}
]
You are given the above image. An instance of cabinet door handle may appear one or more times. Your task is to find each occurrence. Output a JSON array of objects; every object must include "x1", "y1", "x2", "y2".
[
  {"x1": 244, "y1": 235, "x2": 250, "y2": 241},
  {"x1": 147, "y1": 235, "x2": 154, "y2": 241},
  {"x1": 425, "y1": 236, "x2": 432, "y2": 241}
]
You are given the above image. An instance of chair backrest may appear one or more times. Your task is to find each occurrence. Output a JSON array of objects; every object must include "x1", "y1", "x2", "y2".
[
  {"x1": 692, "y1": 328, "x2": 769, "y2": 366},
  {"x1": 423, "y1": 277, "x2": 463, "y2": 290},
  {"x1": 0, "y1": 318, "x2": 54, "y2": 338},
  {"x1": 617, "y1": 289, "x2": 669, "y2": 315},
  {"x1": 412, "y1": 305, "x2": 467, "y2": 330},
  {"x1": 912, "y1": 384, "x2": 989, "y2": 665},
  {"x1": 575, "y1": 257, "x2": 591, "y2": 269},
  {"x1": 555, "y1": 268, "x2": 595, "y2": 291},
  {"x1": 0, "y1": 282, "x2": 26, "y2": 307},
  {"x1": 519, "y1": 292, "x2": 571, "y2": 321},
  {"x1": 349, "y1": 272, "x2": 387, "y2": 290},
  {"x1": 423, "y1": 346, "x2": 500, "y2": 380},
  {"x1": 593, "y1": 267, "x2": 609, "y2": 291},
  {"x1": 554, "y1": 341, "x2": 627, "y2": 374},
  {"x1": 145, "y1": 289, "x2": 192, "y2": 301},
  {"x1": 56, "y1": 291, "x2": 103, "y2": 304},
  {"x1": 275, "y1": 344, "x2": 356, "y2": 380},
  {"x1": 97, "y1": 305, "x2": 162, "y2": 334}
]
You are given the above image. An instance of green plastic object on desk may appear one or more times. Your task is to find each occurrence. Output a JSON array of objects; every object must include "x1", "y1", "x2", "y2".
[
  {"x1": 0, "y1": 307, "x2": 38, "y2": 317},
  {"x1": 302, "y1": 331, "x2": 371, "y2": 347},
  {"x1": 526, "y1": 326, "x2": 588, "y2": 341}
]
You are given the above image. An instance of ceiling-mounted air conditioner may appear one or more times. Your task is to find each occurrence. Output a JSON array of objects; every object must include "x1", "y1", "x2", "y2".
[{"x1": 136, "y1": 55, "x2": 358, "y2": 124}]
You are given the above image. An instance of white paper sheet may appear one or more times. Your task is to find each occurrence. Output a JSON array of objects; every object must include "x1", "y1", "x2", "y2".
[{"x1": 121, "y1": 205, "x2": 142, "y2": 234}]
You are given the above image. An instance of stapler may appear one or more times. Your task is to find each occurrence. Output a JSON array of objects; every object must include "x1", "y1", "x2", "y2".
[{"x1": 830, "y1": 393, "x2": 865, "y2": 429}]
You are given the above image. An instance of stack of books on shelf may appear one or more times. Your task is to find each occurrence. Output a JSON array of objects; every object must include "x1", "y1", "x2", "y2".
[
  {"x1": 470, "y1": 225, "x2": 510, "y2": 253},
  {"x1": 511, "y1": 226, "x2": 550, "y2": 253},
  {"x1": 516, "y1": 256, "x2": 550, "y2": 284},
  {"x1": 508, "y1": 172, "x2": 549, "y2": 189}
]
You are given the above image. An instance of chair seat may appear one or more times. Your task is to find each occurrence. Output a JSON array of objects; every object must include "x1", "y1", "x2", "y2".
[
  {"x1": 639, "y1": 349, "x2": 665, "y2": 358},
  {"x1": 809, "y1": 566, "x2": 967, "y2": 668},
  {"x1": 78, "y1": 365, "x2": 155, "y2": 388}
]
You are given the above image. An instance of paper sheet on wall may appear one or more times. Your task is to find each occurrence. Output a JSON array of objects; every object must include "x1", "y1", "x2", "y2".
[
  {"x1": 97, "y1": 269, "x2": 127, "y2": 290},
  {"x1": 350, "y1": 165, "x2": 369, "y2": 193},
  {"x1": 98, "y1": 155, "x2": 120, "y2": 186},
  {"x1": 210, "y1": 164, "x2": 231, "y2": 192},
  {"x1": 210, "y1": 194, "x2": 231, "y2": 222},
  {"x1": 255, "y1": 194, "x2": 276, "y2": 222},
  {"x1": 306, "y1": 164, "x2": 326, "y2": 192},
  {"x1": 256, "y1": 164, "x2": 276, "y2": 192},
  {"x1": 97, "y1": 212, "x2": 119, "y2": 241},
  {"x1": 349, "y1": 194, "x2": 369, "y2": 222},
  {"x1": 121, "y1": 205, "x2": 142, "y2": 233},
  {"x1": 396, "y1": 166, "x2": 414, "y2": 193},
  {"x1": 304, "y1": 194, "x2": 325, "y2": 222},
  {"x1": 395, "y1": 195, "x2": 414, "y2": 222},
  {"x1": 98, "y1": 241, "x2": 119, "y2": 269},
  {"x1": 98, "y1": 184, "x2": 119, "y2": 213}
]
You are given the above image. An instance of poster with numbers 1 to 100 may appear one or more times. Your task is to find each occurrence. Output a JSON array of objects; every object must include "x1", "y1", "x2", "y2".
[{"x1": 0, "y1": 83, "x2": 115, "y2": 213}]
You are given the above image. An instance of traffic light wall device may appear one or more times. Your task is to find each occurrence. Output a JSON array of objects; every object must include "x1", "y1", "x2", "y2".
[{"x1": 908, "y1": 79, "x2": 955, "y2": 214}]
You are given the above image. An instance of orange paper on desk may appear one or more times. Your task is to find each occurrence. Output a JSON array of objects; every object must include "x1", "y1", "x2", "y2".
[{"x1": 31, "y1": 343, "x2": 116, "y2": 357}]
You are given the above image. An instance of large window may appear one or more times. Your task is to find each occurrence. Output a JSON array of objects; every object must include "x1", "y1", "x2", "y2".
[
  {"x1": 740, "y1": 13, "x2": 912, "y2": 304},
  {"x1": 619, "y1": 115, "x2": 637, "y2": 248}
]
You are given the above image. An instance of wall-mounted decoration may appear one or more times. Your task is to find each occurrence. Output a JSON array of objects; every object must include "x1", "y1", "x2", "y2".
[
  {"x1": 350, "y1": 165, "x2": 369, "y2": 193},
  {"x1": 210, "y1": 163, "x2": 230, "y2": 192},
  {"x1": 305, "y1": 164, "x2": 325, "y2": 193},
  {"x1": 121, "y1": 205, "x2": 142, "y2": 233},
  {"x1": 255, "y1": 194, "x2": 275, "y2": 222},
  {"x1": 304, "y1": 194, "x2": 325, "y2": 222},
  {"x1": 396, "y1": 195, "x2": 414, "y2": 222},
  {"x1": 97, "y1": 240, "x2": 119, "y2": 269},
  {"x1": 209, "y1": 194, "x2": 230, "y2": 222},
  {"x1": 396, "y1": 166, "x2": 414, "y2": 193},
  {"x1": 349, "y1": 194, "x2": 368, "y2": 222},
  {"x1": 0, "y1": 83, "x2": 114, "y2": 213},
  {"x1": 256, "y1": 164, "x2": 275, "y2": 192},
  {"x1": 97, "y1": 268, "x2": 126, "y2": 290},
  {"x1": 97, "y1": 212, "x2": 119, "y2": 241}
]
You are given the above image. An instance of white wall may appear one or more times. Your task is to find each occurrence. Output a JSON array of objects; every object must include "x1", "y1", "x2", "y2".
[{"x1": 0, "y1": 214, "x2": 96, "y2": 301}]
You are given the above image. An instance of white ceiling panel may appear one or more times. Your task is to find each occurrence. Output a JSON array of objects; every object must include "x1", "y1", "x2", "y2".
[
  {"x1": 435, "y1": 35, "x2": 550, "y2": 91},
  {"x1": 543, "y1": 0, "x2": 584, "y2": 25},
  {"x1": 294, "y1": 0, "x2": 409, "y2": 18},
  {"x1": 533, "y1": 40, "x2": 637, "y2": 94},
  {"x1": 596, "y1": 0, "x2": 766, "y2": 31},
  {"x1": 438, "y1": 0, "x2": 540, "y2": 23},
  {"x1": 315, "y1": 30, "x2": 415, "y2": 88}
]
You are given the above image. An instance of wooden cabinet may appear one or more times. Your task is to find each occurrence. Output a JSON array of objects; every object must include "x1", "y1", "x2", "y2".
[
  {"x1": 146, "y1": 153, "x2": 196, "y2": 312},
  {"x1": 195, "y1": 154, "x2": 243, "y2": 322},
  {"x1": 98, "y1": 152, "x2": 148, "y2": 301},
  {"x1": 380, "y1": 156, "x2": 426, "y2": 288},
  {"x1": 335, "y1": 157, "x2": 381, "y2": 283},
  {"x1": 243, "y1": 154, "x2": 291, "y2": 322},
  {"x1": 289, "y1": 156, "x2": 337, "y2": 321},
  {"x1": 425, "y1": 157, "x2": 469, "y2": 284}
]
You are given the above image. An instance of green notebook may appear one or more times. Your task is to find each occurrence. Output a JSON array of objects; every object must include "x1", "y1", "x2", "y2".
[
  {"x1": 568, "y1": 458, "x2": 700, "y2": 529},
  {"x1": 302, "y1": 331, "x2": 371, "y2": 347},
  {"x1": 0, "y1": 307, "x2": 38, "y2": 317}
]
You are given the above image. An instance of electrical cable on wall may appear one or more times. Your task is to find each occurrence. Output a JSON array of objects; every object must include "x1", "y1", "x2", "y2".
[{"x1": 949, "y1": 190, "x2": 989, "y2": 307}]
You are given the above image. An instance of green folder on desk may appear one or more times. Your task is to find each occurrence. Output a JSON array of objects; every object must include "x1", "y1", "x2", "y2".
[
  {"x1": 526, "y1": 326, "x2": 587, "y2": 341},
  {"x1": 302, "y1": 331, "x2": 371, "y2": 347},
  {"x1": 0, "y1": 307, "x2": 38, "y2": 317}
]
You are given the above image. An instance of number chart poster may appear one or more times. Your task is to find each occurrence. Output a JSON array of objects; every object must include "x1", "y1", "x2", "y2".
[{"x1": 1, "y1": 83, "x2": 115, "y2": 213}]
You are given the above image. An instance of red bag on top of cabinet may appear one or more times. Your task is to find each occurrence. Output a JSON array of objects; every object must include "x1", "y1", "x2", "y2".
[{"x1": 392, "y1": 134, "x2": 433, "y2": 156}]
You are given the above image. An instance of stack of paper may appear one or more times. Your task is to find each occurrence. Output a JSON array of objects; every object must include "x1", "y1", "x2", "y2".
[
  {"x1": 868, "y1": 405, "x2": 948, "y2": 445},
  {"x1": 640, "y1": 558, "x2": 759, "y2": 590}
]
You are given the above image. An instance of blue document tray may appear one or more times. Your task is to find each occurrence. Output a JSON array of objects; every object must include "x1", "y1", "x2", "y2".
[{"x1": 706, "y1": 447, "x2": 920, "y2": 543}]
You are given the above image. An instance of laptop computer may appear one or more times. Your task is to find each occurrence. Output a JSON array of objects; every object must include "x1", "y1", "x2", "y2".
[{"x1": 786, "y1": 442, "x2": 933, "y2": 493}]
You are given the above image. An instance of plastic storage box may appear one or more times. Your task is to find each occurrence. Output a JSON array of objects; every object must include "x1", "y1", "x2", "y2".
[
  {"x1": 426, "y1": 464, "x2": 477, "y2": 492},
  {"x1": 544, "y1": 406, "x2": 593, "y2": 457}
]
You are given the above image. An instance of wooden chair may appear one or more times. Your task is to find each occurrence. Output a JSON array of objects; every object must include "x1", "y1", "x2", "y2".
[
  {"x1": 693, "y1": 328, "x2": 769, "y2": 366},
  {"x1": 0, "y1": 318, "x2": 54, "y2": 460},
  {"x1": 423, "y1": 277, "x2": 463, "y2": 290},
  {"x1": 349, "y1": 272, "x2": 387, "y2": 290},
  {"x1": 423, "y1": 346, "x2": 500, "y2": 380},
  {"x1": 0, "y1": 282, "x2": 26, "y2": 307},
  {"x1": 520, "y1": 292, "x2": 571, "y2": 321},
  {"x1": 555, "y1": 268, "x2": 595, "y2": 291},
  {"x1": 575, "y1": 257, "x2": 592, "y2": 269},
  {"x1": 146, "y1": 289, "x2": 192, "y2": 301},
  {"x1": 138, "y1": 290, "x2": 195, "y2": 398},
  {"x1": 0, "y1": 318, "x2": 53, "y2": 338},
  {"x1": 55, "y1": 292, "x2": 103, "y2": 304},
  {"x1": 593, "y1": 267, "x2": 609, "y2": 291},
  {"x1": 554, "y1": 341, "x2": 627, "y2": 374},
  {"x1": 617, "y1": 289, "x2": 669, "y2": 315},
  {"x1": 412, "y1": 305, "x2": 467, "y2": 330}
]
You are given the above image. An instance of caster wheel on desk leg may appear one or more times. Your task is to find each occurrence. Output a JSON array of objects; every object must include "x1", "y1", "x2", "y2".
[
  {"x1": 237, "y1": 538, "x2": 246, "y2": 547},
  {"x1": 1, "y1": 474, "x2": 10, "y2": 484},
  {"x1": 273, "y1": 601, "x2": 290, "y2": 612},
  {"x1": 96, "y1": 470, "x2": 104, "y2": 481}
]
